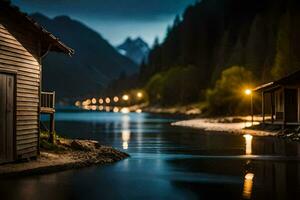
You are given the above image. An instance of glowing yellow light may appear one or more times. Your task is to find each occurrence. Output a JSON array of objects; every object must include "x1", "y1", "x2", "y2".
[
  {"x1": 137, "y1": 92, "x2": 143, "y2": 98},
  {"x1": 99, "y1": 105, "x2": 104, "y2": 111},
  {"x1": 136, "y1": 109, "x2": 142, "y2": 113},
  {"x1": 113, "y1": 107, "x2": 119, "y2": 113},
  {"x1": 244, "y1": 89, "x2": 252, "y2": 96},
  {"x1": 105, "y1": 106, "x2": 110, "y2": 112},
  {"x1": 121, "y1": 107, "x2": 130, "y2": 114},
  {"x1": 105, "y1": 97, "x2": 111, "y2": 104},
  {"x1": 243, "y1": 134, "x2": 253, "y2": 155},
  {"x1": 122, "y1": 94, "x2": 129, "y2": 101},
  {"x1": 85, "y1": 99, "x2": 91, "y2": 105},
  {"x1": 243, "y1": 173, "x2": 254, "y2": 199},
  {"x1": 92, "y1": 98, "x2": 97, "y2": 104},
  {"x1": 83, "y1": 105, "x2": 89, "y2": 110},
  {"x1": 114, "y1": 96, "x2": 119, "y2": 102},
  {"x1": 122, "y1": 130, "x2": 131, "y2": 150},
  {"x1": 99, "y1": 98, "x2": 104, "y2": 104},
  {"x1": 245, "y1": 173, "x2": 254, "y2": 180},
  {"x1": 75, "y1": 101, "x2": 81, "y2": 107},
  {"x1": 91, "y1": 105, "x2": 97, "y2": 111}
]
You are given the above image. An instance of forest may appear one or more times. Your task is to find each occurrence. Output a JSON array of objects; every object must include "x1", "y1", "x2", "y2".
[{"x1": 109, "y1": 0, "x2": 300, "y2": 115}]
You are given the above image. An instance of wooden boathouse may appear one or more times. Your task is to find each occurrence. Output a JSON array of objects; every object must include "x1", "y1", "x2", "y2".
[
  {"x1": 254, "y1": 70, "x2": 300, "y2": 126},
  {"x1": 0, "y1": 2, "x2": 73, "y2": 164}
]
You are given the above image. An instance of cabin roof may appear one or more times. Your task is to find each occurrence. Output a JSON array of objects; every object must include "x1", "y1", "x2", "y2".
[
  {"x1": 2, "y1": 2, "x2": 74, "y2": 55},
  {"x1": 254, "y1": 70, "x2": 300, "y2": 92}
]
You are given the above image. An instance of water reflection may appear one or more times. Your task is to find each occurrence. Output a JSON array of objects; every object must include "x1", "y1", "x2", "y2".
[
  {"x1": 121, "y1": 114, "x2": 131, "y2": 149},
  {"x1": 13, "y1": 112, "x2": 300, "y2": 200},
  {"x1": 122, "y1": 130, "x2": 131, "y2": 150},
  {"x1": 242, "y1": 173, "x2": 254, "y2": 199},
  {"x1": 243, "y1": 134, "x2": 253, "y2": 155}
]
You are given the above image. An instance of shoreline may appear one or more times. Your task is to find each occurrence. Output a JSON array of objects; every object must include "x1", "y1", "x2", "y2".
[
  {"x1": 172, "y1": 117, "x2": 278, "y2": 137},
  {"x1": 143, "y1": 105, "x2": 202, "y2": 116},
  {"x1": 0, "y1": 139, "x2": 129, "y2": 178}
]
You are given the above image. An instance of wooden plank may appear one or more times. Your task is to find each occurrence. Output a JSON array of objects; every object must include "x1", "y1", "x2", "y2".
[
  {"x1": 0, "y1": 40, "x2": 35, "y2": 54},
  {"x1": 16, "y1": 111, "x2": 38, "y2": 116},
  {"x1": 17, "y1": 138, "x2": 38, "y2": 145},
  {"x1": 0, "y1": 31, "x2": 38, "y2": 49},
  {"x1": 17, "y1": 79, "x2": 40, "y2": 87},
  {"x1": 16, "y1": 115, "x2": 39, "y2": 121},
  {"x1": 17, "y1": 121, "x2": 38, "y2": 126},
  {"x1": 0, "y1": 53, "x2": 39, "y2": 66},
  {"x1": 17, "y1": 97, "x2": 39, "y2": 103},
  {"x1": 0, "y1": 45, "x2": 37, "y2": 60},
  {"x1": 18, "y1": 75, "x2": 40, "y2": 83},
  {"x1": 0, "y1": 57, "x2": 40, "y2": 70},
  {"x1": 17, "y1": 134, "x2": 38, "y2": 141},
  {"x1": 17, "y1": 84, "x2": 39, "y2": 91},
  {"x1": 0, "y1": 49, "x2": 38, "y2": 62},
  {"x1": 17, "y1": 142, "x2": 37, "y2": 151},
  {"x1": 17, "y1": 107, "x2": 38, "y2": 111},
  {"x1": 17, "y1": 146, "x2": 37, "y2": 155},
  {"x1": 17, "y1": 93, "x2": 39, "y2": 99},
  {"x1": 17, "y1": 88, "x2": 39, "y2": 95},
  {"x1": 17, "y1": 102, "x2": 39, "y2": 107},
  {"x1": 0, "y1": 37, "x2": 37, "y2": 51},
  {"x1": 0, "y1": 62, "x2": 40, "y2": 75},
  {"x1": 17, "y1": 124, "x2": 38, "y2": 131},
  {"x1": 16, "y1": 128, "x2": 38, "y2": 136},
  {"x1": 17, "y1": 149, "x2": 37, "y2": 158}
]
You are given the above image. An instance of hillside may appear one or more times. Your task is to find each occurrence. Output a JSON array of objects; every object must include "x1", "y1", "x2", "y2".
[
  {"x1": 139, "y1": 0, "x2": 300, "y2": 110},
  {"x1": 31, "y1": 13, "x2": 138, "y2": 101}
]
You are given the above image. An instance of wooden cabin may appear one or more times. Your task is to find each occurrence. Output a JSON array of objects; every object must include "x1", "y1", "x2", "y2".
[
  {"x1": 254, "y1": 70, "x2": 300, "y2": 126},
  {"x1": 0, "y1": 2, "x2": 73, "y2": 164}
]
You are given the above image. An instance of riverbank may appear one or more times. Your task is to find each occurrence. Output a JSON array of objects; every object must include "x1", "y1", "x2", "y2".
[
  {"x1": 0, "y1": 137, "x2": 129, "y2": 178},
  {"x1": 172, "y1": 116, "x2": 278, "y2": 137},
  {"x1": 144, "y1": 103, "x2": 202, "y2": 115}
]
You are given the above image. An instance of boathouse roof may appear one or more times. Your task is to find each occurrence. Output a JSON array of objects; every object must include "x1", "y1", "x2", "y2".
[
  {"x1": 1, "y1": 1, "x2": 74, "y2": 55},
  {"x1": 254, "y1": 70, "x2": 300, "y2": 92}
]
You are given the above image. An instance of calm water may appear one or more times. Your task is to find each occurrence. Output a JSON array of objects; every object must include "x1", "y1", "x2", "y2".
[{"x1": 1, "y1": 111, "x2": 300, "y2": 200}]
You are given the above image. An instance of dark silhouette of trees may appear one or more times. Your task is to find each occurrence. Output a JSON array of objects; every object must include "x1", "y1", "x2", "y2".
[{"x1": 138, "y1": 0, "x2": 300, "y2": 109}]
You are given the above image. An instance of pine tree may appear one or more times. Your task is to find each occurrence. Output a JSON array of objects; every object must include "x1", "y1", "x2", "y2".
[{"x1": 272, "y1": 12, "x2": 292, "y2": 79}]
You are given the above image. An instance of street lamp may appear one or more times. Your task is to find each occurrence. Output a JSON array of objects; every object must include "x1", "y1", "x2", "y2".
[
  {"x1": 137, "y1": 92, "x2": 143, "y2": 99},
  {"x1": 244, "y1": 89, "x2": 253, "y2": 125},
  {"x1": 122, "y1": 94, "x2": 129, "y2": 101}
]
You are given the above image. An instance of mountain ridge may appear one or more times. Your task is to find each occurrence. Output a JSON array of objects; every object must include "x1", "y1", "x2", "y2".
[
  {"x1": 31, "y1": 13, "x2": 138, "y2": 101},
  {"x1": 117, "y1": 37, "x2": 150, "y2": 65}
]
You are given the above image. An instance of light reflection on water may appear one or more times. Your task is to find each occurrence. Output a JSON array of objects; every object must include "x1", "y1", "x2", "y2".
[{"x1": 2, "y1": 112, "x2": 300, "y2": 200}]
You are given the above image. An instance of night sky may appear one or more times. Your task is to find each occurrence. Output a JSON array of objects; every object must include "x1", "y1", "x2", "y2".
[{"x1": 11, "y1": 0, "x2": 196, "y2": 45}]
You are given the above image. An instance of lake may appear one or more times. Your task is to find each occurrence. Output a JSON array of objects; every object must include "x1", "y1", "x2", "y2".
[{"x1": 1, "y1": 111, "x2": 300, "y2": 200}]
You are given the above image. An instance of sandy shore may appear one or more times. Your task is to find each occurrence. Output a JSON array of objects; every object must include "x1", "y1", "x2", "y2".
[
  {"x1": 172, "y1": 117, "x2": 278, "y2": 136},
  {"x1": 0, "y1": 139, "x2": 129, "y2": 177}
]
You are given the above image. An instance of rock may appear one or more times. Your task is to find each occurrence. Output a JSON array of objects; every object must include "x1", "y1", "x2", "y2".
[{"x1": 71, "y1": 140, "x2": 93, "y2": 151}]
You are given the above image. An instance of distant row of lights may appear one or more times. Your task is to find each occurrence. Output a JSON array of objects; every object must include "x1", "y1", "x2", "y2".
[
  {"x1": 80, "y1": 105, "x2": 142, "y2": 114},
  {"x1": 75, "y1": 93, "x2": 143, "y2": 107}
]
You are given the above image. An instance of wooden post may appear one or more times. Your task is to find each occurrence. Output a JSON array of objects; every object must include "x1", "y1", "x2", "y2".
[
  {"x1": 251, "y1": 93, "x2": 254, "y2": 125},
  {"x1": 262, "y1": 91, "x2": 265, "y2": 124},
  {"x1": 49, "y1": 113, "x2": 55, "y2": 144},
  {"x1": 271, "y1": 91, "x2": 274, "y2": 124},
  {"x1": 282, "y1": 87, "x2": 286, "y2": 130}
]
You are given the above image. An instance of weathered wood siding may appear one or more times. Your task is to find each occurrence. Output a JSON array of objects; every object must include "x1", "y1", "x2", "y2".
[{"x1": 0, "y1": 10, "x2": 41, "y2": 159}]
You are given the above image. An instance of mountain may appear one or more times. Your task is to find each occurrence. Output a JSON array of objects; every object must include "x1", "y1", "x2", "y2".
[
  {"x1": 31, "y1": 13, "x2": 138, "y2": 101},
  {"x1": 139, "y1": 0, "x2": 300, "y2": 106},
  {"x1": 117, "y1": 37, "x2": 150, "y2": 65}
]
